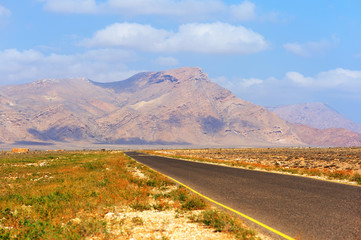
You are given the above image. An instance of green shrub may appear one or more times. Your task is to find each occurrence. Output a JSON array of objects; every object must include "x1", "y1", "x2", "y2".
[
  {"x1": 181, "y1": 197, "x2": 206, "y2": 210},
  {"x1": 351, "y1": 173, "x2": 361, "y2": 184},
  {"x1": 191, "y1": 209, "x2": 258, "y2": 239},
  {"x1": 170, "y1": 186, "x2": 188, "y2": 202},
  {"x1": 129, "y1": 202, "x2": 151, "y2": 211}
]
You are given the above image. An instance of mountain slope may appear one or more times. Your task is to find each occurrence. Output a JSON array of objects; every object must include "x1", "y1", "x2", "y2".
[
  {"x1": 94, "y1": 67, "x2": 302, "y2": 145},
  {"x1": 268, "y1": 103, "x2": 361, "y2": 133},
  {"x1": 1, "y1": 67, "x2": 361, "y2": 147}
]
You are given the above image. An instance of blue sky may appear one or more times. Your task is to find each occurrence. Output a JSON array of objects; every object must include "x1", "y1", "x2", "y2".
[{"x1": 1, "y1": 0, "x2": 361, "y2": 124}]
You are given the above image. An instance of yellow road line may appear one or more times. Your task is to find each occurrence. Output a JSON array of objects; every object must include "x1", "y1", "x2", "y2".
[{"x1": 132, "y1": 156, "x2": 295, "y2": 240}]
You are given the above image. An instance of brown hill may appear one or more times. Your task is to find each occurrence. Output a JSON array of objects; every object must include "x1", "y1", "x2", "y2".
[
  {"x1": 1, "y1": 67, "x2": 360, "y2": 147},
  {"x1": 290, "y1": 124, "x2": 361, "y2": 147},
  {"x1": 268, "y1": 103, "x2": 361, "y2": 133}
]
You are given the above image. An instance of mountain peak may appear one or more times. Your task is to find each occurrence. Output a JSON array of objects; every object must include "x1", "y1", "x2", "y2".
[
  {"x1": 161, "y1": 67, "x2": 206, "y2": 80},
  {"x1": 27, "y1": 77, "x2": 91, "y2": 89},
  {"x1": 91, "y1": 67, "x2": 208, "y2": 92},
  {"x1": 143, "y1": 67, "x2": 208, "y2": 85}
]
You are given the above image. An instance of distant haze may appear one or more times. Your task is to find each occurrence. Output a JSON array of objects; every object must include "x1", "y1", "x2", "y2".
[{"x1": 268, "y1": 103, "x2": 361, "y2": 134}]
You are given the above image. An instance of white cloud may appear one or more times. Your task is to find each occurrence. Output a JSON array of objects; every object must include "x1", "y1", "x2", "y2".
[
  {"x1": 212, "y1": 76, "x2": 228, "y2": 83},
  {"x1": 154, "y1": 56, "x2": 179, "y2": 66},
  {"x1": 42, "y1": 0, "x2": 97, "y2": 14},
  {"x1": 39, "y1": 0, "x2": 264, "y2": 22},
  {"x1": 0, "y1": 48, "x2": 139, "y2": 84},
  {"x1": 105, "y1": 0, "x2": 225, "y2": 18},
  {"x1": 239, "y1": 77, "x2": 263, "y2": 88},
  {"x1": 212, "y1": 76, "x2": 263, "y2": 93},
  {"x1": 285, "y1": 72, "x2": 313, "y2": 86},
  {"x1": 285, "y1": 68, "x2": 361, "y2": 90},
  {"x1": 283, "y1": 37, "x2": 338, "y2": 57},
  {"x1": 0, "y1": 5, "x2": 11, "y2": 21},
  {"x1": 82, "y1": 22, "x2": 269, "y2": 54},
  {"x1": 284, "y1": 43, "x2": 305, "y2": 56},
  {"x1": 230, "y1": 1, "x2": 256, "y2": 21},
  {"x1": 81, "y1": 23, "x2": 171, "y2": 50},
  {"x1": 166, "y1": 22, "x2": 268, "y2": 54},
  {"x1": 213, "y1": 68, "x2": 361, "y2": 108}
]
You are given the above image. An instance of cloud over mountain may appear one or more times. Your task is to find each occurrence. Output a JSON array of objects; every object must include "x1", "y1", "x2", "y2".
[
  {"x1": 213, "y1": 68, "x2": 361, "y2": 116},
  {"x1": 0, "y1": 48, "x2": 138, "y2": 84},
  {"x1": 82, "y1": 22, "x2": 269, "y2": 54},
  {"x1": 154, "y1": 57, "x2": 179, "y2": 66}
]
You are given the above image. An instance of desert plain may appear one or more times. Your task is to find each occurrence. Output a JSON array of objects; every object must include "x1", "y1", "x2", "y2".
[{"x1": 148, "y1": 147, "x2": 361, "y2": 184}]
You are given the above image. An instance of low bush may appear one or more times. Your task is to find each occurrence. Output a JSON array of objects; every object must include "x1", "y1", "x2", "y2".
[{"x1": 190, "y1": 209, "x2": 258, "y2": 240}]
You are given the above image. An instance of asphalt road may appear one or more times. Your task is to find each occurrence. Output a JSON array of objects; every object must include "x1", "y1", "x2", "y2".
[{"x1": 125, "y1": 151, "x2": 361, "y2": 240}]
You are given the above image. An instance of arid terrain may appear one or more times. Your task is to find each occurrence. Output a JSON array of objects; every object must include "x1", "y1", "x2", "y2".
[{"x1": 148, "y1": 147, "x2": 361, "y2": 184}]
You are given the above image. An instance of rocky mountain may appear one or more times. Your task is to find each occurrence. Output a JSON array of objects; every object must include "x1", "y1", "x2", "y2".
[
  {"x1": 268, "y1": 103, "x2": 361, "y2": 134},
  {"x1": 289, "y1": 123, "x2": 361, "y2": 147},
  {"x1": 1, "y1": 67, "x2": 361, "y2": 147}
]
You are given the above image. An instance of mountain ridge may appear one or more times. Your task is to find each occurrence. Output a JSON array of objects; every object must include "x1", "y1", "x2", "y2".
[
  {"x1": 1, "y1": 67, "x2": 361, "y2": 147},
  {"x1": 268, "y1": 102, "x2": 361, "y2": 134}
]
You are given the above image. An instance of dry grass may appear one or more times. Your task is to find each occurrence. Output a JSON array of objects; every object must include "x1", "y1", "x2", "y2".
[
  {"x1": 0, "y1": 150, "x2": 259, "y2": 239},
  {"x1": 145, "y1": 147, "x2": 361, "y2": 185}
]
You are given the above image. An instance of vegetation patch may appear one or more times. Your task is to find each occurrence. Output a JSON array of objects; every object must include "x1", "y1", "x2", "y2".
[
  {"x1": 0, "y1": 150, "x2": 258, "y2": 239},
  {"x1": 190, "y1": 209, "x2": 258, "y2": 240}
]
